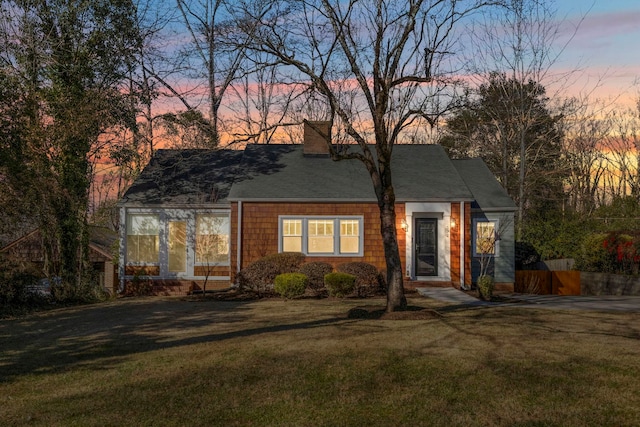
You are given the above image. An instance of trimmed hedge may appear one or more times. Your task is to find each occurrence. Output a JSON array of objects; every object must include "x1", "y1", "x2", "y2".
[
  {"x1": 337, "y1": 262, "x2": 384, "y2": 297},
  {"x1": 238, "y1": 252, "x2": 306, "y2": 296},
  {"x1": 325, "y1": 272, "x2": 355, "y2": 298},
  {"x1": 274, "y1": 273, "x2": 308, "y2": 299},
  {"x1": 299, "y1": 261, "x2": 333, "y2": 295}
]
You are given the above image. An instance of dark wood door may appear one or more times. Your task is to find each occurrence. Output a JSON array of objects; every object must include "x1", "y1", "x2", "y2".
[{"x1": 415, "y1": 218, "x2": 437, "y2": 276}]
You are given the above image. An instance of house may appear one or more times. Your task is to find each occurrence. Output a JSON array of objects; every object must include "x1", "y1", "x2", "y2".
[
  {"x1": 117, "y1": 121, "x2": 516, "y2": 294},
  {"x1": 0, "y1": 226, "x2": 118, "y2": 293}
]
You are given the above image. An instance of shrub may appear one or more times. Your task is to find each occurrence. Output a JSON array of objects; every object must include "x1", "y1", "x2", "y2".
[
  {"x1": 124, "y1": 272, "x2": 154, "y2": 297},
  {"x1": 299, "y1": 262, "x2": 333, "y2": 295},
  {"x1": 477, "y1": 275, "x2": 494, "y2": 301},
  {"x1": 324, "y1": 272, "x2": 355, "y2": 298},
  {"x1": 238, "y1": 252, "x2": 306, "y2": 296},
  {"x1": 0, "y1": 271, "x2": 39, "y2": 306},
  {"x1": 575, "y1": 233, "x2": 612, "y2": 273},
  {"x1": 602, "y1": 232, "x2": 640, "y2": 275},
  {"x1": 274, "y1": 273, "x2": 308, "y2": 299},
  {"x1": 0, "y1": 261, "x2": 51, "y2": 317},
  {"x1": 337, "y1": 262, "x2": 384, "y2": 297},
  {"x1": 261, "y1": 252, "x2": 306, "y2": 273}
]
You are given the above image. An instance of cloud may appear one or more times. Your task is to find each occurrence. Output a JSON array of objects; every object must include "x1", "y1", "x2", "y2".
[{"x1": 566, "y1": 10, "x2": 640, "y2": 50}]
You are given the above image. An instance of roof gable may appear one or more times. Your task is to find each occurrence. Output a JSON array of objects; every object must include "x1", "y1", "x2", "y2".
[{"x1": 452, "y1": 158, "x2": 517, "y2": 211}]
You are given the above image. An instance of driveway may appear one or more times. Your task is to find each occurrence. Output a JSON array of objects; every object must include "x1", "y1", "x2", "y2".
[{"x1": 417, "y1": 287, "x2": 640, "y2": 312}]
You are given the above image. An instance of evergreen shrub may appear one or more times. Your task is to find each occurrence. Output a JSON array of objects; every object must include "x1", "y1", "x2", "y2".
[
  {"x1": 274, "y1": 273, "x2": 308, "y2": 299},
  {"x1": 324, "y1": 272, "x2": 355, "y2": 298},
  {"x1": 238, "y1": 252, "x2": 306, "y2": 296},
  {"x1": 477, "y1": 275, "x2": 494, "y2": 301}
]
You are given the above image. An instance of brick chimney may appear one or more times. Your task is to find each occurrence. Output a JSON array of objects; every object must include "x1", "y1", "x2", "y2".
[{"x1": 303, "y1": 120, "x2": 331, "y2": 157}]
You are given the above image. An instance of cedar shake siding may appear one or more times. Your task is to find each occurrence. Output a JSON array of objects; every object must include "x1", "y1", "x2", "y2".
[{"x1": 232, "y1": 202, "x2": 406, "y2": 275}]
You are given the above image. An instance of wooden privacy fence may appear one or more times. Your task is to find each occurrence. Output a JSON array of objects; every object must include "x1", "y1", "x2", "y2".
[{"x1": 515, "y1": 270, "x2": 581, "y2": 295}]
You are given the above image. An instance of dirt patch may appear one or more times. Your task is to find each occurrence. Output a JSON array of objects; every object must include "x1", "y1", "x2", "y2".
[{"x1": 347, "y1": 305, "x2": 442, "y2": 320}]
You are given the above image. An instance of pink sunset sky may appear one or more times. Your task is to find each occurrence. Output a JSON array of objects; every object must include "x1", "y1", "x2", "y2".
[{"x1": 554, "y1": 0, "x2": 640, "y2": 106}]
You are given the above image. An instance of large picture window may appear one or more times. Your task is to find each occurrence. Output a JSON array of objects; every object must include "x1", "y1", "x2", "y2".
[
  {"x1": 196, "y1": 214, "x2": 230, "y2": 264},
  {"x1": 474, "y1": 219, "x2": 499, "y2": 257},
  {"x1": 279, "y1": 216, "x2": 363, "y2": 256},
  {"x1": 126, "y1": 214, "x2": 159, "y2": 263}
]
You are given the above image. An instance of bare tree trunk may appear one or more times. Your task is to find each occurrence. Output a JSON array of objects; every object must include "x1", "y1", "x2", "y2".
[{"x1": 379, "y1": 193, "x2": 406, "y2": 312}]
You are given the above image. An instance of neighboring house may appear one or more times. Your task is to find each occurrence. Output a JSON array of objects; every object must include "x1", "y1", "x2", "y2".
[
  {"x1": 0, "y1": 226, "x2": 118, "y2": 293},
  {"x1": 118, "y1": 121, "x2": 516, "y2": 294}
]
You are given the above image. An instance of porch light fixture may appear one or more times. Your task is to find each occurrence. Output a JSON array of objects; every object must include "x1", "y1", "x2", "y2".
[
  {"x1": 400, "y1": 218, "x2": 408, "y2": 231},
  {"x1": 450, "y1": 218, "x2": 456, "y2": 229}
]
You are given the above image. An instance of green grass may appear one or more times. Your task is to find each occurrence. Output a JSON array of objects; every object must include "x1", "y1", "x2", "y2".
[{"x1": 1, "y1": 296, "x2": 639, "y2": 426}]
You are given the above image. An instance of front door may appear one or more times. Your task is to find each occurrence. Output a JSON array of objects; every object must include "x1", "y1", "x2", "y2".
[{"x1": 415, "y1": 218, "x2": 437, "y2": 276}]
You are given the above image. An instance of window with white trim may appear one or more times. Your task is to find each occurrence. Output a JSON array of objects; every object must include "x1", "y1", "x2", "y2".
[
  {"x1": 279, "y1": 216, "x2": 363, "y2": 256},
  {"x1": 196, "y1": 213, "x2": 230, "y2": 265},
  {"x1": 473, "y1": 219, "x2": 499, "y2": 257},
  {"x1": 126, "y1": 214, "x2": 159, "y2": 264}
]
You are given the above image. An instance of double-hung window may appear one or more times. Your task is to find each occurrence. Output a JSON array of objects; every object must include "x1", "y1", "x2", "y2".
[
  {"x1": 279, "y1": 216, "x2": 363, "y2": 256},
  {"x1": 473, "y1": 219, "x2": 499, "y2": 257},
  {"x1": 126, "y1": 214, "x2": 160, "y2": 264},
  {"x1": 282, "y1": 219, "x2": 302, "y2": 252}
]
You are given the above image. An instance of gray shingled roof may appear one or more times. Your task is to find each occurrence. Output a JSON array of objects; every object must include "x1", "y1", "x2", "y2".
[
  {"x1": 228, "y1": 144, "x2": 475, "y2": 202},
  {"x1": 120, "y1": 144, "x2": 515, "y2": 209},
  {"x1": 452, "y1": 158, "x2": 517, "y2": 211},
  {"x1": 119, "y1": 149, "x2": 244, "y2": 206}
]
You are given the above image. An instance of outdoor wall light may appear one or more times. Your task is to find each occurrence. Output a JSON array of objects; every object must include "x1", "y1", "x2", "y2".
[
  {"x1": 450, "y1": 218, "x2": 456, "y2": 229},
  {"x1": 400, "y1": 218, "x2": 408, "y2": 231}
]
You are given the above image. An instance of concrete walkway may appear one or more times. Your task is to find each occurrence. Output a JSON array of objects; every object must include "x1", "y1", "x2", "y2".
[{"x1": 416, "y1": 287, "x2": 640, "y2": 312}]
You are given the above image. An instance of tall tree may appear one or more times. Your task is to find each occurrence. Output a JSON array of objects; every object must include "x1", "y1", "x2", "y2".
[
  {"x1": 446, "y1": 0, "x2": 584, "y2": 239},
  {"x1": 237, "y1": 0, "x2": 498, "y2": 312},
  {"x1": 0, "y1": 0, "x2": 140, "y2": 292},
  {"x1": 441, "y1": 74, "x2": 564, "y2": 238},
  {"x1": 561, "y1": 96, "x2": 611, "y2": 214},
  {"x1": 164, "y1": 0, "x2": 259, "y2": 147}
]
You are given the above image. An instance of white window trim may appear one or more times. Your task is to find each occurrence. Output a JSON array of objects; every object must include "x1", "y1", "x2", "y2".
[
  {"x1": 125, "y1": 212, "x2": 161, "y2": 267},
  {"x1": 278, "y1": 216, "x2": 364, "y2": 257},
  {"x1": 123, "y1": 209, "x2": 231, "y2": 279},
  {"x1": 473, "y1": 218, "x2": 500, "y2": 258},
  {"x1": 194, "y1": 212, "x2": 231, "y2": 266}
]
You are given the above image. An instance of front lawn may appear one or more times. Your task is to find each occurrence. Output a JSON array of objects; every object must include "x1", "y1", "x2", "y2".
[{"x1": 1, "y1": 296, "x2": 639, "y2": 426}]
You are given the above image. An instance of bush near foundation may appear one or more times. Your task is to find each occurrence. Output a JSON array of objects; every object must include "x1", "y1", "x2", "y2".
[
  {"x1": 238, "y1": 252, "x2": 306, "y2": 296},
  {"x1": 337, "y1": 262, "x2": 384, "y2": 297},
  {"x1": 274, "y1": 273, "x2": 308, "y2": 299},
  {"x1": 299, "y1": 262, "x2": 333, "y2": 295},
  {"x1": 324, "y1": 272, "x2": 355, "y2": 298},
  {"x1": 477, "y1": 275, "x2": 495, "y2": 301}
]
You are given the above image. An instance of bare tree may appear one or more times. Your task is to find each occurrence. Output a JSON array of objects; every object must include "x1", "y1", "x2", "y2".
[
  {"x1": 236, "y1": 0, "x2": 498, "y2": 312},
  {"x1": 456, "y1": 0, "x2": 587, "y2": 239},
  {"x1": 561, "y1": 96, "x2": 611, "y2": 214},
  {"x1": 603, "y1": 104, "x2": 640, "y2": 201},
  {"x1": 225, "y1": 55, "x2": 301, "y2": 145},
  {"x1": 165, "y1": 0, "x2": 262, "y2": 147}
]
